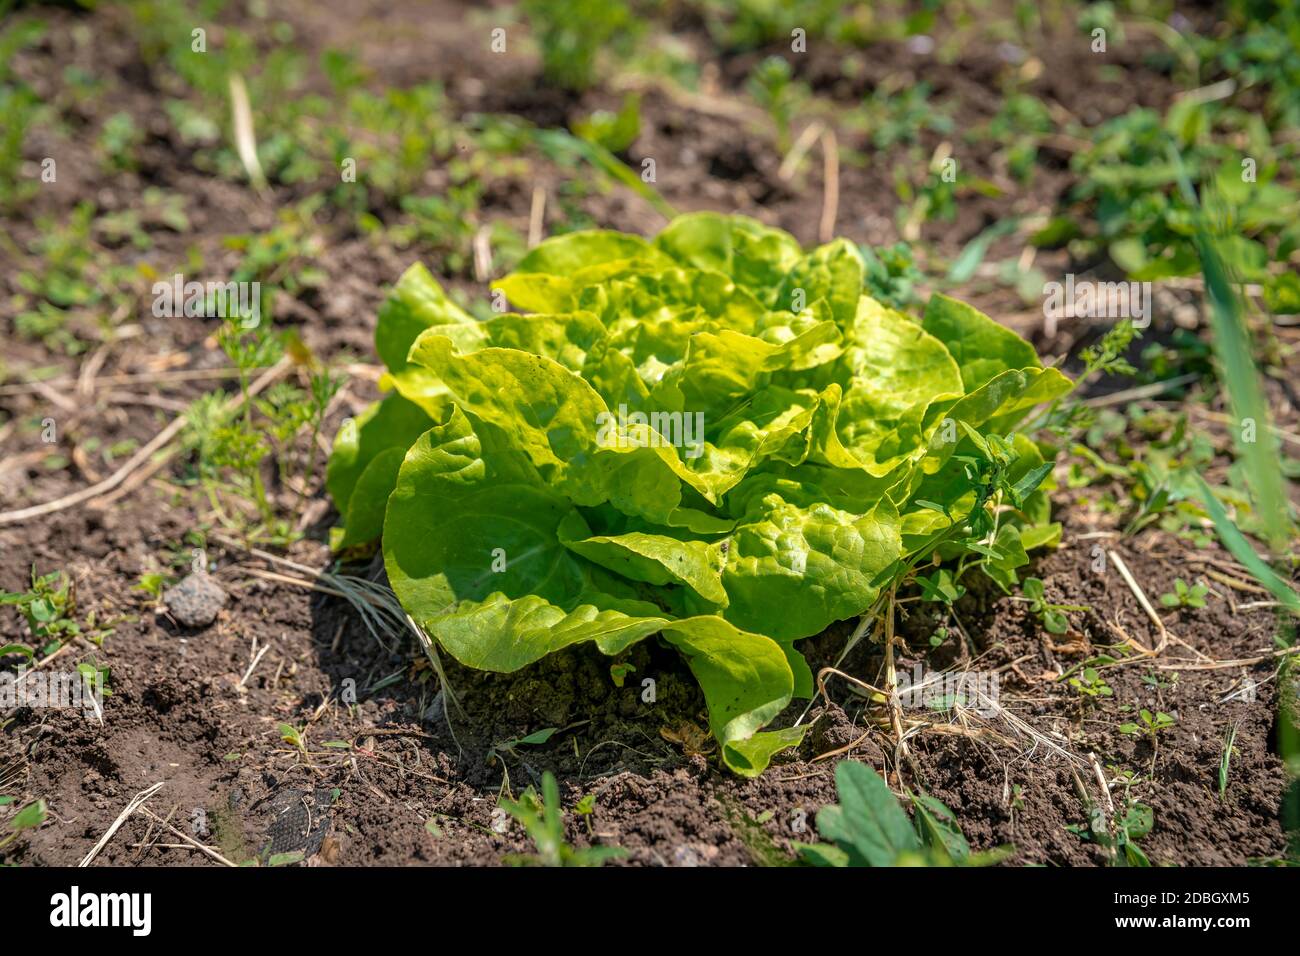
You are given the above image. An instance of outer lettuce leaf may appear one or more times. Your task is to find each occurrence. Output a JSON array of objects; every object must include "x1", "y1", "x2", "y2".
[
  {"x1": 333, "y1": 447, "x2": 407, "y2": 550},
  {"x1": 558, "y1": 511, "x2": 728, "y2": 606},
  {"x1": 411, "y1": 310, "x2": 606, "y2": 373},
  {"x1": 719, "y1": 490, "x2": 903, "y2": 641},
  {"x1": 514, "y1": 230, "x2": 674, "y2": 277},
  {"x1": 326, "y1": 392, "x2": 434, "y2": 520},
  {"x1": 427, "y1": 592, "x2": 803, "y2": 776},
  {"x1": 387, "y1": 310, "x2": 608, "y2": 417},
  {"x1": 661, "y1": 616, "x2": 807, "y2": 776},
  {"x1": 425, "y1": 593, "x2": 668, "y2": 670},
  {"x1": 910, "y1": 366, "x2": 1073, "y2": 492},
  {"x1": 383, "y1": 406, "x2": 589, "y2": 617},
  {"x1": 375, "y1": 263, "x2": 476, "y2": 374},
  {"x1": 491, "y1": 272, "x2": 574, "y2": 313},
  {"x1": 985, "y1": 366, "x2": 1073, "y2": 435},
  {"x1": 921, "y1": 293, "x2": 1041, "y2": 392},
  {"x1": 494, "y1": 230, "x2": 677, "y2": 311}
]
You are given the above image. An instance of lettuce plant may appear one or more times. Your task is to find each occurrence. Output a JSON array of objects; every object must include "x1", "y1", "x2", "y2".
[{"x1": 327, "y1": 213, "x2": 1071, "y2": 775}]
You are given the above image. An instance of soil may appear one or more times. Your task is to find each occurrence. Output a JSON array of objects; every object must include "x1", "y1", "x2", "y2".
[{"x1": 1, "y1": 0, "x2": 1295, "y2": 867}]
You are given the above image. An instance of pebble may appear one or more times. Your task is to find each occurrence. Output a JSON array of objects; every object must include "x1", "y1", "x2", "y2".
[{"x1": 162, "y1": 572, "x2": 228, "y2": 628}]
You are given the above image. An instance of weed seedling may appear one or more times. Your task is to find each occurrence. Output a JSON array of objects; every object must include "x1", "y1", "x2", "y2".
[
  {"x1": 860, "y1": 241, "x2": 924, "y2": 310},
  {"x1": 1068, "y1": 667, "x2": 1113, "y2": 701},
  {"x1": 1141, "y1": 671, "x2": 1177, "y2": 691},
  {"x1": 574, "y1": 792, "x2": 597, "y2": 835},
  {"x1": 487, "y1": 727, "x2": 557, "y2": 766},
  {"x1": 0, "y1": 799, "x2": 47, "y2": 851},
  {"x1": 573, "y1": 95, "x2": 641, "y2": 154},
  {"x1": 0, "y1": 568, "x2": 95, "y2": 654},
  {"x1": 1019, "y1": 577, "x2": 1088, "y2": 634},
  {"x1": 1120, "y1": 709, "x2": 1176, "y2": 738},
  {"x1": 609, "y1": 662, "x2": 635, "y2": 688},
  {"x1": 1120, "y1": 709, "x2": 1176, "y2": 773},
  {"x1": 747, "y1": 55, "x2": 799, "y2": 153},
  {"x1": 278, "y1": 723, "x2": 308, "y2": 759},
  {"x1": 1219, "y1": 722, "x2": 1240, "y2": 801},
  {"x1": 1068, "y1": 797, "x2": 1154, "y2": 866},
  {"x1": 796, "y1": 761, "x2": 1011, "y2": 867},
  {"x1": 498, "y1": 772, "x2": 626, "y2": 867},
  {"x1": 1114, "y1": 801, "x2": 1156, "y2": 867},
  {"x1": 1159, "y1": 577, "x2": 1208, "y2": 610},
  {"x1": 133, "y1": 572, "x2": 167, "y2": 605},
  {"x1": 199, "y1": 321, "x2": 285, "y2": 534},
  {"x1": 187, "y1": 319, "x2": 337, "y2": 546},
  {"x1": 520, "y1": 0, "x2": 636, "y2": 92},
  {"x1": 917, "y1": 568, "x2": 965, "y2": 605}
]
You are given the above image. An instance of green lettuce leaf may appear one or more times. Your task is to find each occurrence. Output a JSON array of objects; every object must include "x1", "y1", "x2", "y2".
[
  {"x1": 654, "y1": 212, "x2": 803, "y2": 297},
  {"x1": 718, "y1": 490, "x2": 902, "y2": 641},
  {"x1": 325, "y1": 392, "x2": 433, "y2": 524},
  {"x1": 775, "y1": 238, "x2": 865, "y2": 327},
  {"x1": 921, "y1": 293, "x2": 1040, "y2": 392},
  {"x1": 375, "y1": 263, "x2": 476, "y2": 374},
  {"x1": 332, "y1": 446, "x2": 408, "y2": 550}
]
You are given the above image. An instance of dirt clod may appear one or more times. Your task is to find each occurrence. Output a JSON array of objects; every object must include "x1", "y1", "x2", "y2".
[{"x1": 162, "y1": 572, "x2": 228, "y2": 629}]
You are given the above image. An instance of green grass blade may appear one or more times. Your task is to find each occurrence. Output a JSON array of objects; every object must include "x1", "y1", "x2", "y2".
[
  {"x1": 1196, "y1": 233, "x2": 1291, "y2": 552},
  {"x1": 1168, "y1": 142, "x2": 1291, "y2": 553},
  {"x1": 1194, "y1": 474, "x2": 1300, "y2": 616}
]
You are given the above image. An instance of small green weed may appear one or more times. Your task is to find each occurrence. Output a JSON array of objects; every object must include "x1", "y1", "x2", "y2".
[{"x1": 499, "y1": 772, "x2": 626, "y2": 867}]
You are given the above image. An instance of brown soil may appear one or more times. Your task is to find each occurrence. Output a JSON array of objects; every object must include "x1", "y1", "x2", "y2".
[
  {"x1": 1, "y1": 0, "x2": 1294, "y2": 867},
  {"x1": 3, "y1": 501, "x2": 1291, "y2": 866}
]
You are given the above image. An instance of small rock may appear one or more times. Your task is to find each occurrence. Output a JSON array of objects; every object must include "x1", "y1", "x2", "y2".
[
  {"x1": 906, "y1": 34, "x2": 935, "y2": 55},
  {"x1": 163, "y1": 572, "x2": 228, "y2": 628},
  {"x1": 673, "y1": 845, "x2": 702, "y2": 867}
]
